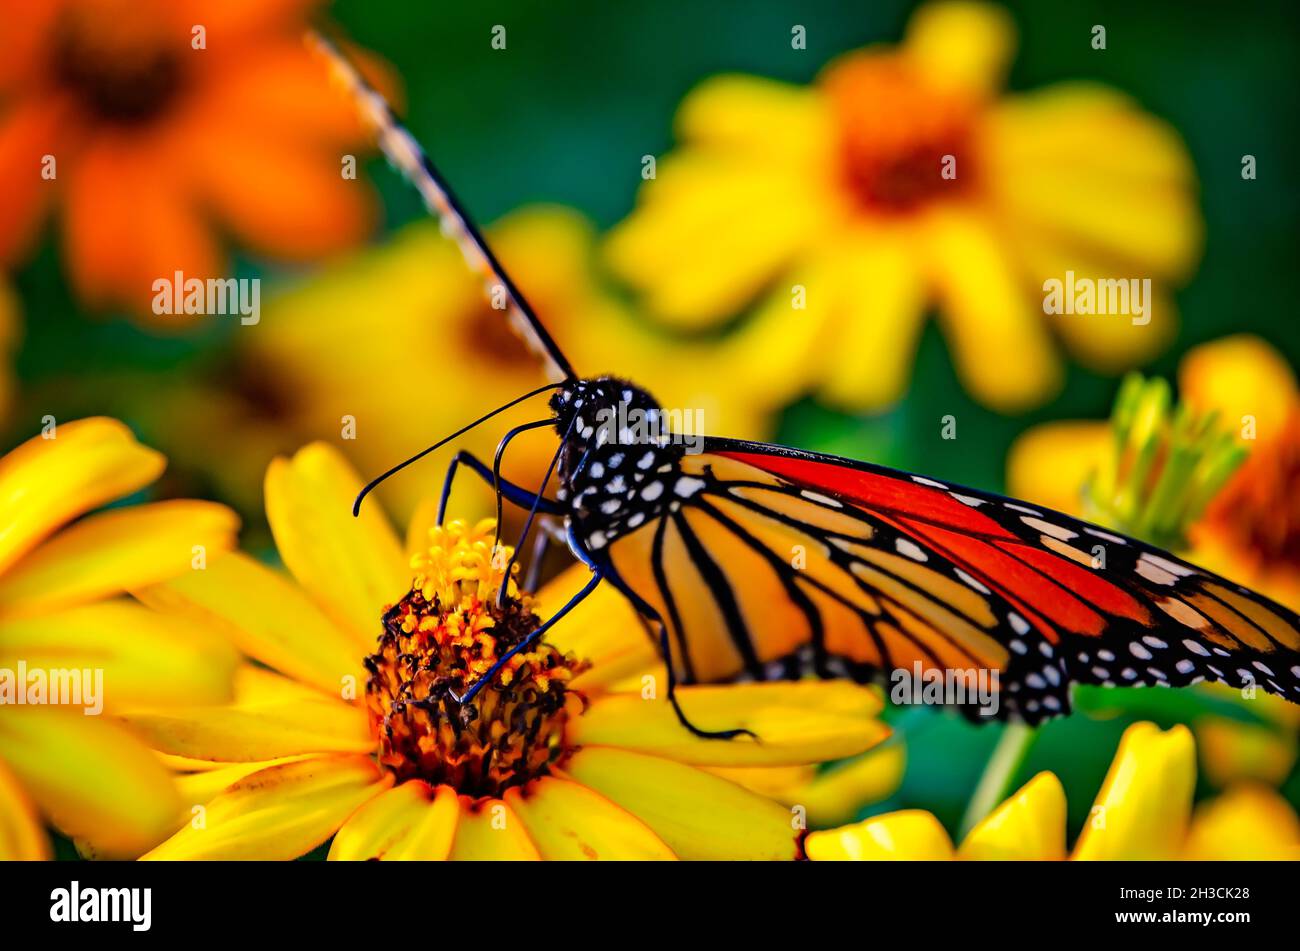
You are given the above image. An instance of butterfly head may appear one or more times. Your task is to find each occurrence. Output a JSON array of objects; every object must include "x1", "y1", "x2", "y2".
[{"x1": 550, "y1": 376, "x2": 665, "y2": 451}]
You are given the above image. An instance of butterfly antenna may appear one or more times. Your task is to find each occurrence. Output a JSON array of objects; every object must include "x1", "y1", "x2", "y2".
[
  {"x1": 352, "y1": 382, "x2": 562, "y2": 516},
  {"x1": 307, "y1": 29, "x2": 577, "y2": 383}
]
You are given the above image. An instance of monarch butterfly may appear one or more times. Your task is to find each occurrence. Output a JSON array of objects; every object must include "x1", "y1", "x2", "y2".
[{"x1": 314, "y1": 33, "x2": 1300, "y2": 738}]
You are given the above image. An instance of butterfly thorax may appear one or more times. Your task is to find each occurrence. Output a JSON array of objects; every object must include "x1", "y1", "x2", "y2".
[{"x1": 551, "y1": 376, "x2": 695, "y2": 552}]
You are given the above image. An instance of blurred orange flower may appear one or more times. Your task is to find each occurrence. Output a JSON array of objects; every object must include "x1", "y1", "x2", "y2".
[
  {"x1": 606, "y1": 1, "x2": 1201, "y2": 413},
  {"x1": 0, "y1": 0, "x2": 384, "y2": 315},
  {"x1": 1008, "y1": 335, "x2": 1300, "y2": 610}
]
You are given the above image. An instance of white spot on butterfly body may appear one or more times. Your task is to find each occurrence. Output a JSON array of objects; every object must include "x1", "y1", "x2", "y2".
[
  {"x1": 951, "y1": 493, "x2": 984, "y2": 508},
  {"x1": 1176, "y1": 659, "x2": 1196, "y2": 674},
  {"x1": 1183, "y1": 639, "x2": 1210, "y2": 656},
  {"x1": 640, "y1": 481, "x2": 664, "y2": 501},
  {"x1": 589, "y1": 462, "x2": 605, "y2": 479},
  {"x1": 956, "y1": 569, "x2": 990, "y2": 594},
  {"x1": 600, "y1": 499, "x2": 621, "y2": 514},
  {"x1": 912, "y1": 476, "x2": 947, "y2": 489},
  {"x1": 636, "y1": 451, "x2": 655, "y2": 470},
  {"x1": 1008, "y1": 613, "x2": 1030, "y2": 635},
  {"x1": 1129, "y1": 642, "x2": 1153, "y2": 660}
]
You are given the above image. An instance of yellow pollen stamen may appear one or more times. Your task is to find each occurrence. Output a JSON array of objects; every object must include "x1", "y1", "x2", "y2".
[{"x1": 366, "y1": 519, "x2": 590, "y2": 797}]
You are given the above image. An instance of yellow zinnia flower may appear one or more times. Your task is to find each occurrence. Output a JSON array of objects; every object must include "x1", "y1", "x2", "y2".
[
  {"x1": 0, "y1": 417, "x2": 240, "y2": 859},
  {"x1": 807, "y1": 722, "x2": 1300, "y2": 860},
  {"x1": 149, "y1": 206, "x2": 777, "y2": 521},
  {"x1": 606, "y1": 1, "x2": 1201, "y2": 412},
  {"x1": 125, "y1": 443, "x2": 889, "y2": 860}
]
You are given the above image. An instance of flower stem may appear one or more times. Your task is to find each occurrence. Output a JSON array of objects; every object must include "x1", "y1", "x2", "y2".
[{"x1": 958, "y1": 722, "x2": 1038, "y2": 839}]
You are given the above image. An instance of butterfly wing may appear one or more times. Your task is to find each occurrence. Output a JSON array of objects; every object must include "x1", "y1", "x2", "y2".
[{"x1": 595, "y1": 436, "x2": 1300, "y2": 724}]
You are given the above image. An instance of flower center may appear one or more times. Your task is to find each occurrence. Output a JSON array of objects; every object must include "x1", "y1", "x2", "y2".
[
  {"x1": 365, "y1": 519, "x2": 589, "y2": 798},
  {"x1": 821, "y1": 53, "x2": 976, "y2": 212},
  {"x1": 52, "y1": 1, "x2": 184, "y2": 123},
  {"x1": 1205, "y1": 412, "x2": 1300, "y2": 566},
  {"x1": 1084, "y1": 374, "x2": 1247, "y2": 551}
]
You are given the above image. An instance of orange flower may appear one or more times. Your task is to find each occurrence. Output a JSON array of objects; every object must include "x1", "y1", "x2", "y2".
[{"x1": 0, "y1": 0, "x2": 384, "y2": 314}]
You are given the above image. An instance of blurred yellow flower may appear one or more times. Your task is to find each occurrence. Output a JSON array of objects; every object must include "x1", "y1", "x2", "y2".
[
  {"x1": 0, "y1": 417, "x2": 239, "y2": 859},
  {"x1": 807, "y1": 722, "x2": 1300, "y2": 860},
  {"x1": 126, "y1": 443, "x2": 889, "y2": 860},
  {"x1": 0, "y1": 0, "x2": 387, "y2": 316},
  {"x1": 149, "y1": 205, "x2": 780, "y2": 521},
  {"x1": 606, "y1": 1, "x2": 1201, "y2": 413}
]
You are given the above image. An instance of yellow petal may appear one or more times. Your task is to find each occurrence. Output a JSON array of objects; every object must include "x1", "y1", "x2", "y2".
[
  {"x1": 560, "y1": 746, "x2": 799, "y2": 860},
  {"x1": 922, "y1": 206, "x2": 1062, "y2": 412},
  {"x1": 0, "y1": 417, "x2": 165, "y2": 577},
  {"x1": 569, "y1": 681, "x2": 888, "y2": 767},
  {"x1": 806, "y1": 810, "x2": 955, "y2": 860},
  {"x1": 505, "y1": 776, "x2": 676, "y2": 860},
  {"x1": 123, "y1": 665, "x2": 373, "y2": 762},
  {"x1": 1184, "y1": 785, "x2": 1300, "y2": 861},
  {"x1": 904, "y1": 1, "x2": 1015, "y2": 97},
  {"x1": 329, "y1": 780, "x2": 460, "y2": 860},
  {"x1": 1007, "y1": 234, "x2": 1180, "y2": 373},
  {"x1": 1178, "y1": 335, "x2": 1297, "y2": 442},
  {"x1": 264, "y1": 443, "x2": 409, "y2": 647},
  {"x1": 135, "y1": 551, "x2": 365, "y2": 697},
  {"x1": 0, "y1": 754, "x2": 49, "y2": 860},
  {"x1": 1072, "y1": 722, "x2": 1195, "y2": 860},
  {"x1": 988, "y1": 85, "x2": 1202, "y2": 280},
  {"x1": 0, "y1": 707, "x2": 180, "y2": 856},
  {"x1": 1193, "y1": 716, "x2": 1297, "y2": 788},
  {"x1": 0, "y1": 501, "x2": 238, "y2": 617},
  {"x1": 0, "y1": 599, "x2": 238, "y2": 710},
  {"x1": 174, "y1": 756, "x2": 316, "y2": 807},
  {"x1": 446, "y1": 799, "x2": 540, "y2": 860},
  {"x1": 987, "y1": 84, "x2": 1197, "y2": 189},
  {"x1": 818, "y1": 228, "x2": 929, "y2": 411},
  {"x1": 791, "y1": 743, "x2": 908, "y2": 827},
  {"x1": 1005, "y1": 421, "x2": 1111, "y2": 518},
  {"x1": 675, "y1": 74, "x2": 834, "y2": 167},
  {"x1": 959, "y1": 771, "x2": 1067, "y2": 860},
  {"x1": 142, "y1": 755, "x2": 390, "y2": 860},
  {"x1": 604, "y1": 153, "x2": 832, "y2": 326}
]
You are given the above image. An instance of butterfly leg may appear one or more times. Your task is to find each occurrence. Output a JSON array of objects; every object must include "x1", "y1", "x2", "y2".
[
  {"x1": 452, "y1": 571, "x2": 602, "y2": 705},
  {"x1": 652, "y1": 617, "x2": 758, "y2": 742},
  {"x1": 606, "y1": 565, "x2": 758, "y2": 742},
  {"x1": 437, "y1": 449, "x2": 561, "y2": 525}
]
